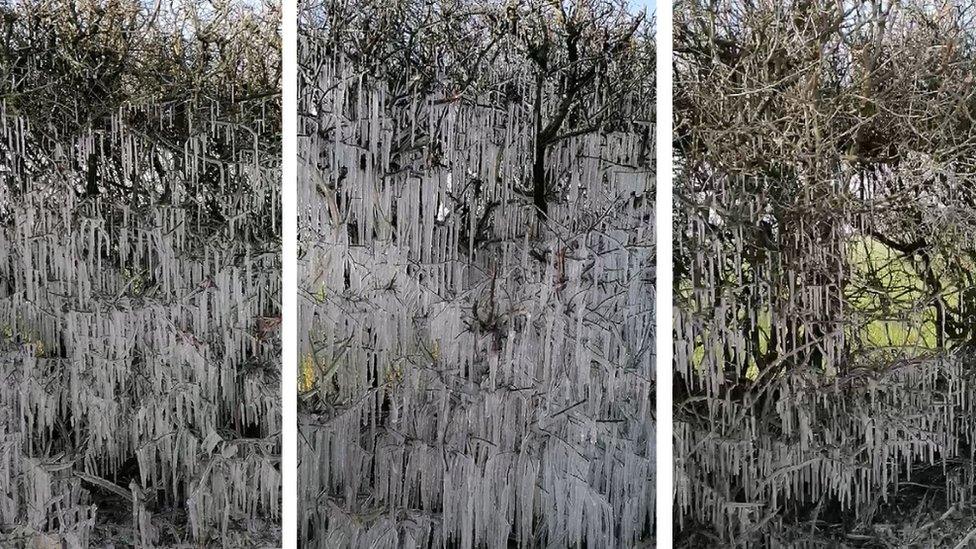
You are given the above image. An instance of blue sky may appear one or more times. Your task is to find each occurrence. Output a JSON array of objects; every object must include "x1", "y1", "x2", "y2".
[{"x1": 632, "y1": 0, "x2": 654, "y2": 15}]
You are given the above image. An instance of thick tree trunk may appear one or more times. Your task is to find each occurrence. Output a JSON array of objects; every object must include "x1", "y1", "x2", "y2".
[
  {"x1": 532, "y1": 75, "x2": 548, "y2": 221},
  {"x1": 85, "y1": 151, "x2": 99, "y2": 197},
  {"x1": 533, "y1": 139, "x2": 547, "y2": 220}
]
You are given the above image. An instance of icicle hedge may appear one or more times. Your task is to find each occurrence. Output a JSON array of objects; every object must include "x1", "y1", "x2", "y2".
[
  {"x1": 0, "y1": 1, "x2": 281, "y2": 546},
  {"x1": 298, "y1": 1, "x2": 654, "y2": 547},
  {"x1": 675, "y1": 0, "x2": 976, "y2": 545}
]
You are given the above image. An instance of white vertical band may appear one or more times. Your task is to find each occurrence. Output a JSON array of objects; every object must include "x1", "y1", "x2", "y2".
[{"x1": 281, "y1": 0, "x2": 299, "y2": 545}]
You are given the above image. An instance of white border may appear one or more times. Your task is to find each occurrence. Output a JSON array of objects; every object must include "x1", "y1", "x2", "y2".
[
  {"x1": 281, "y1": 0, "x2": 298, "y2": 545},
  {"x1": 654, "y1": 0, "x2": 673, "y2": 547}
]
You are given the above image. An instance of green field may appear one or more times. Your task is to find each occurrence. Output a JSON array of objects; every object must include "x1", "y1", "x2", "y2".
[{"x1": 681, "y1": 233, "x2": 972, "y2": 378}]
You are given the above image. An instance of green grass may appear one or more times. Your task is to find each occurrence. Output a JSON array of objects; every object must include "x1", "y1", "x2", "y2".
[{"x1": 681, "y1": 233, "x2": 971, "y2": 377}]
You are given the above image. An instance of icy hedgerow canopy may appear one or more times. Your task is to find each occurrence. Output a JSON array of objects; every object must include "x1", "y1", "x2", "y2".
[
  {"x1": 0, "y1": 0, "x2": 281, "y2": 546},
  {"x1": 674, "y1": 0, "x2": 976, "y2": 545},
  {"x1": 298, "y1": 0, "x2": 654, "y2": 547}
]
